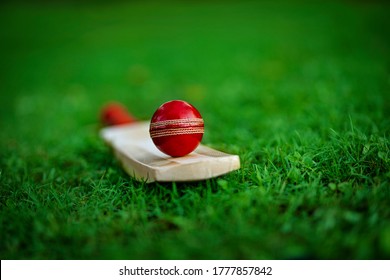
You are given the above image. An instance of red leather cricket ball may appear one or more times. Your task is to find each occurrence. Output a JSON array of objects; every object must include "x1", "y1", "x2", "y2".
[{"x1": 149, "y1": 100, "x2": 204, "y2": 157}]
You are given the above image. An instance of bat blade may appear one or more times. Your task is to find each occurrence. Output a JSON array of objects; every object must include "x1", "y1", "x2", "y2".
[{"x1": 100, "y1": 121, "x2": 240, "y2": 183}]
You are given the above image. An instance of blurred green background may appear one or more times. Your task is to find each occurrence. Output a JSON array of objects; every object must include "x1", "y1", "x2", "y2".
[
  {"x1": 1, "y1": 0, "x2": 389, "y2": 259},
  {"x1": 1, "y1": 0, "x2": 389, "y2": 131}
]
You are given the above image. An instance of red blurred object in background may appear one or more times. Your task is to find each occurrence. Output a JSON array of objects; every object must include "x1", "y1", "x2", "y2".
[{"x1": 101, "y1": 102, "x2": 136, "y2": 126}]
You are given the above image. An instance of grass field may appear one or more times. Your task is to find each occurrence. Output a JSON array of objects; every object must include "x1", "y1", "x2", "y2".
[{"x1": 1, "y1": 0, "x2": 390, "y2": 259}]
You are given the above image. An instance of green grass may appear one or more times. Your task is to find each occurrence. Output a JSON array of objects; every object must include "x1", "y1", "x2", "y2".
[{"x1": 1, "y1": 0, "x2": 390, "y2": 259}]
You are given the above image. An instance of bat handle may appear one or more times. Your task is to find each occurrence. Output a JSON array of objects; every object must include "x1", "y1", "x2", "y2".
[{"x1": 100, "y1": 102, "x2": 137, "y2": 126}]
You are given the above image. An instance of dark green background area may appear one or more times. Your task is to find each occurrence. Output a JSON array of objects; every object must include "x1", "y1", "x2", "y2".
[{"x1": 1, "y1": 1, "x2": 389, "y2": 259}]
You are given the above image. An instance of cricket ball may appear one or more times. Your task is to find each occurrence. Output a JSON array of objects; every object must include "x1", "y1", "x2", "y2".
[{"x1": 149, "y1": 100, "x2": 204, "y2": 157}]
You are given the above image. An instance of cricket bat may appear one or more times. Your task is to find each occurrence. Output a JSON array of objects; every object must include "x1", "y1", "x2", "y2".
[{"x1": 100, "y1": 103, "x2": 240, "y2": 183}]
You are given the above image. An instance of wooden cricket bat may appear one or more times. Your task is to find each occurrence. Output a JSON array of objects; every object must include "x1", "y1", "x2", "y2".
[{"x1": 100, "y1": 103, "x2": 240, "y2": 183}]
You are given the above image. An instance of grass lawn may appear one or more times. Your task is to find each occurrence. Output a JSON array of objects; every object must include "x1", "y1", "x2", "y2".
[{"x1": 1, "y1": 0, "x2": 390, "y2": 259}]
